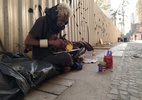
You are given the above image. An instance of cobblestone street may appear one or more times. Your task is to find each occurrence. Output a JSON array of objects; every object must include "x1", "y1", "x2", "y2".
[{"x1": 107, "y1": 41, "x2": 142, "y2": 100}]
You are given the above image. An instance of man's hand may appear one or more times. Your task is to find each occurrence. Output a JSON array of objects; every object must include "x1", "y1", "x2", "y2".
[{"x1": 49, "y1": 38, "x2": 67, "y2": 49}]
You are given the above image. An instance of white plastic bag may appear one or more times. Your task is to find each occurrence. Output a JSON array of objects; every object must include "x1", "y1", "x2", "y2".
[{"x1": 81, "y1": 50, "x2": 98, "y2": 63}]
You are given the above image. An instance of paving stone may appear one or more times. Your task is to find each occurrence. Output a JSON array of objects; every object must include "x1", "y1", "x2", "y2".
[
  {"x1": 129, "y1": 85, "x2": 139, "y2": 91},
  {"x1": 23, "y1": 90, "x2": 57, "y2": 100},
  {"x1": 37, "y1": 83, "x2": 68, "y2": 95},
  {"x1": 123, "y1": 79, "x2": 129, "y2": 83},
  {"x1": 115, "y1": 72, "x2": 122, "y2": 75},
  {"x1": 139, "y1": 87, "x2": 142, "y2": 92},
  {"x1": 139, "y1": 92, "x2": 142, "y2": 100},
  {"x1": 113, "y1": 51, "x2": 124, "y2": 56},
  {"x1": 136, "y1": 79, "x2": 142, "y2": 86},
  {"x1": 120, "y1": 84, "x2": 128, "y2": 88},
  {"x1": 47, "y1": 77, "x2": 75, "y2": 87},
  {"x1": 110, "y1": 88, "x2": 118, "y2": 95},
  {"x1": 129, "y1": 80, "x2": 135, "y2": 83},
  {"x1": 120, "y1": 81, "x2": 128, "y2": 85},
  {"x1": 110, "y1": 85, "x2": 118, "y2": 89},
  {"x1": 120, "y1": 94, "x2": 129, "y2": 100},
  {"x1": 115, "y1": 74, "x2": 122, "y2": 77},
  {"x1": 120, "y1": 90, "x2": 128, "y2": 95},
  {"x1": 112, "y1": 80, "x2": 120, "y2": 83},
  {"x1": 118, "y1": 86, "x2": 127, "y2": 91},
  {"x1": 130, "y1": 96, "x2": 140, "y2": 100},
  {"x1": 115, "y1": 77, "x2": 121, "y2": 80},
  {"x1": 128, "y1": 88, "x2": 139, "y2": 98},
  {"x1": 122, "y1": 76, "x2": 128, "y2": 80},
  {"x1": 129, "y1": 82, "x2": 136, "y2": 86},
  {"x1": 111, "y1": 81, "x2": 120, "y2": 86},
  {"x1": 117, "y1": 68, "x2": 122, "y2": 72},
  {"x1": 107, "y1": 94, "x2": 118, "y2": 100}
]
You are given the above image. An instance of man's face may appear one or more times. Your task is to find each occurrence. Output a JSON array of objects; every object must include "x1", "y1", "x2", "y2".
[{"x1": 56, "y1": 15, "x2": 69, "y2": 27}]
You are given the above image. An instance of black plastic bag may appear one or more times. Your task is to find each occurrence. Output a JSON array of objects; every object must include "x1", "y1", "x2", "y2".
[{"x1": 0, "y1": 52, "x2": 60, "y2": 100}]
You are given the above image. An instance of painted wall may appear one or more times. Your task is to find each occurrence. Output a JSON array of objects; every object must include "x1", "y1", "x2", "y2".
[{"x1": 0, "y1": 0, "x2": 121, "y2": 52}]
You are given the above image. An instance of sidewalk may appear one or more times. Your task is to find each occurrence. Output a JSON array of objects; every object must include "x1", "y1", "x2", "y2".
[{"x1": 24, "y1": 42, "x2": 126, "y2": 100}]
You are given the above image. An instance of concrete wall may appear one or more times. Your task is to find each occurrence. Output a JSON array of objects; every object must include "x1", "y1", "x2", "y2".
[{"x1": 0, "y1": 0, "x2": 121, "y2": 52}]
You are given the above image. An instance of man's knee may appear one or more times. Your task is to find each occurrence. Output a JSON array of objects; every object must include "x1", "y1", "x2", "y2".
[{"x1": 61, "y1": 52, "x2": 73, "y2": 65}]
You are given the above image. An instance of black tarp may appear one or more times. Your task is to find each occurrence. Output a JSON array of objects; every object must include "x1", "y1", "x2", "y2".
[{"x1": 0, "y1": 52, "x2": 60, "y2": 100}]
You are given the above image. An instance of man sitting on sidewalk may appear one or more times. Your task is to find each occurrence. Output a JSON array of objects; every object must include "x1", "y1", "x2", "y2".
[{"x1": 25, "y1": 3, "x2": 94, "y2": 73}]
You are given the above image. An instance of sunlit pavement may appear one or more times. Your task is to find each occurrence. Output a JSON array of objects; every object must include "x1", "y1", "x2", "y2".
[
  {"x1": 130, "y1": 40, "x2": 142, "y2": 43},
  {"x1": 24, "y1": 41, "x2": 142, "y2": 100}
]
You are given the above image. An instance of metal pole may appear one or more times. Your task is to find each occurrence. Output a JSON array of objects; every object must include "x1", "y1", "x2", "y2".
[{"x1": 122, "y1": 0, "x2": 125, "y2": 35}]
